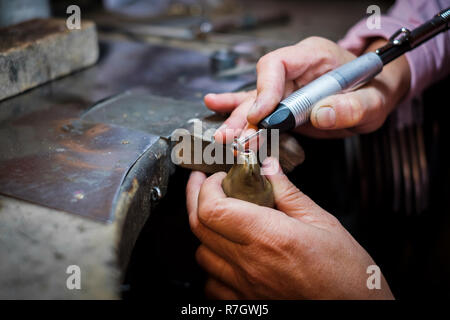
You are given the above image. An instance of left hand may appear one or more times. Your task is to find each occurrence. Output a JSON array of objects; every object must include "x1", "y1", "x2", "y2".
[{"x1": 186, "y1": 157, "x2": 394, "y2": 299}]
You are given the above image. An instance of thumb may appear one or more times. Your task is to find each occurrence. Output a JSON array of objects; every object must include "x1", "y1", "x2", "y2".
[
  {"x1": 310, "y1": 86, "x2": 384, "y2": 131},
  {"x1": 262, "y1": 157, "x2": 325, "y2": 222}
]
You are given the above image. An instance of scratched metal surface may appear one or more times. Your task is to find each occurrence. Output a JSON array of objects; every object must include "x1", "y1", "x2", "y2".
[
  {"x1": 81, "y1": 90, "x2": 216, "y2": 138},
  {"x1": 0, "y1": 105, "x2": 158, "y2": 222},
  {"x1": 0, "y1": 39, "x2": 255, "y2": 222}
]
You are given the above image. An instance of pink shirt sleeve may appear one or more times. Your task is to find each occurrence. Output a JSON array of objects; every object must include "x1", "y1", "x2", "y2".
[{"x1": 338, "y1": 0, "x2": 450, "y2": 101}]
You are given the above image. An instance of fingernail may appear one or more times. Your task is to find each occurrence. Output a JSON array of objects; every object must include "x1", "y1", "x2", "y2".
[{"x1": 315, "y1": 106, "x2": 336, "y2": 128}]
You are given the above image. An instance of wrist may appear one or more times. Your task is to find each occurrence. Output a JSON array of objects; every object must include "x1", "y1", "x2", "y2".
[{"x1": 363, "y1": 38, "x2": 411, "y2": 110}]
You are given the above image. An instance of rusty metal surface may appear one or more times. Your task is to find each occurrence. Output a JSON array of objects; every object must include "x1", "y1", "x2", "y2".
[
  {"x1": 81, "y1": 90, "x2": 214, "y2": 138},
  {"x1": 0, "y1": 39, "x2": 255, "y2": 223},
  {"x1": 0, "y1": 109, "x2": 158, "y2": 222}
]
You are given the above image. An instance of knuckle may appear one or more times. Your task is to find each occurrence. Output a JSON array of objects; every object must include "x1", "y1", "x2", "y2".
[
  {"x1": 190, "y1": 222, "x2": 206, "y2": 242},
  {"x1": 302, "y1": 36, "x2": 324, "y2": 45},
  {"x1": 303, "y1": 36, "x2": 338, "y2": 66},
  {"x1": 256, "y1": 55, "x2": 268, "y2": 71},
  {"x1": 256, "y1": 51, "x2": 278, "y2": 71},
  {"x1": 189, "y1": 217, "x2": 207, "y2": 241},
  {"x1": 189, "y1": 216, "x2": 199, "y2": 234},
  {"x1": 294, "y1": 230, "x2": 314, "y2": 255},
  {"x1": 301, "y1": 36, "x2": 330, "y2": 52},
  {"x1": 263, "y1": 231, "x2": 292, "y2": 256},
  {"x1": 198, "y1": 197, "x2": 226, "y2": 225},
  {"x1": 342, "y1": 95, "x2": 363, "y2": 125},
  {"x1": 325, "y1": 214, "x2": 342, "y2": 228},
  {"x1": 373, "y1": 91, "x2": 385, "y2": 112},
  {"x1": 279, "y1": 184, "x2": 302, "y2": 206},
  {"x1": 242, "y1": 263, "x2": 263, "y2": 287},
  {"x1": 195, "y1": 245, "x2": 207, "y2": 266},
  {"x1": 346, "y1": 95, "x2": 362, "y2": 111},
  {"x1": 277, "y1": 227, "x2": 296, "y2": 251},
  {"x1": 266, "y1": 220, "x2": 296, "y2": 253}
]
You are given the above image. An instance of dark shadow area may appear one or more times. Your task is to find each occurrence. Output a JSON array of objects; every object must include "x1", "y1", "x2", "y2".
[
  {"x1": 124, "y1": 78, "x2": 450, "y2": 300},
  {"x1": 123, "y1": 167, "x2": 206, "y2": 300}
]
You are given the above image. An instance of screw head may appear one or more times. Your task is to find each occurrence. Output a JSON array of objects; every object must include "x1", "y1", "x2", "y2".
[{"x1": 151, "y1": 186, "x2": 162, "y2": 201}]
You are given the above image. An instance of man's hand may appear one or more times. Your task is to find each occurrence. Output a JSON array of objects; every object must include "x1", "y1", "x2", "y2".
[
  {"x1": 206, "y1": 37, "x2": 410, "y2": 140},
  {"x1": 186, "y1": 157, "x2": 394, "y2": 299}
]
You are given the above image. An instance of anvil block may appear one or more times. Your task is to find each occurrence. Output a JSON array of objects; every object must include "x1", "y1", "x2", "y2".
[{"x1": 0, "y1": 18, "x2": 98, "y2": 101}]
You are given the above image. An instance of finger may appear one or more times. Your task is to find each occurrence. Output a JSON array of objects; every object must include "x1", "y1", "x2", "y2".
[
  {"x1": 238, "y1": 123, "x2": 260, "y2": 152},
  {"x1": 214, "y1": 96, "x2": 255, "y2": 143},
  {"x1": 204, "y1": 91, "x2": 255, "y2": 113},
  {"x1": 196, "y1": 245, "x2": 240, "y2": 290},
  {"x1": 239, "y1": 123, "x2": 258, "y2": 139},
  {"x1": 262, "y1": 157, "x2": 327, "y2": 222},
  {"x1": 310, "y1": 86, "x2": 384, "y2": 131},
  {"x1": 205, "y1": 277, "x2": 240, "y2": 300},
  {"x1": 214, "y1": 81, "x2": 295, "y2": 144},
  {"x1": 187, "y1": 172, "x2": 242, "y2": 261},
  {"x1": 247, "y1": 41, "x2": 336, "y2": 124},
  {"x1": 197, "y1": 172, "x2": 287, "y2": 244},
  {"x1": 186, "y1": 171, "x2": 207, "y2": 231},
  {"x1": 247, "y1": 50, "x2": 287, "y2": 124}
]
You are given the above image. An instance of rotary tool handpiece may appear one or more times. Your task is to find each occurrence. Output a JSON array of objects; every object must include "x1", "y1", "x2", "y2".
[{"x1": 258, "y1": 7, "x2": 450, "y2": 133}]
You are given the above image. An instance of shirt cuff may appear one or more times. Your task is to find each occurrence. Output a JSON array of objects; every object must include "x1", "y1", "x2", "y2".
[{"x1": 338, "y1": 16, "x2": 426, "y2": 101}]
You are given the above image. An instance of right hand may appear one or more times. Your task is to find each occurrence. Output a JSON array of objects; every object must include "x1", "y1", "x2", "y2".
[{"x1": 206, "y1": 36, "x2": 410, "y2": 141}]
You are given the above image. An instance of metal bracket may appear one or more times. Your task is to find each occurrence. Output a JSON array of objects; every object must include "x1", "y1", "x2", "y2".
[{"x1": 375, "y1": 27, "x2": 411, "y2": 56}]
